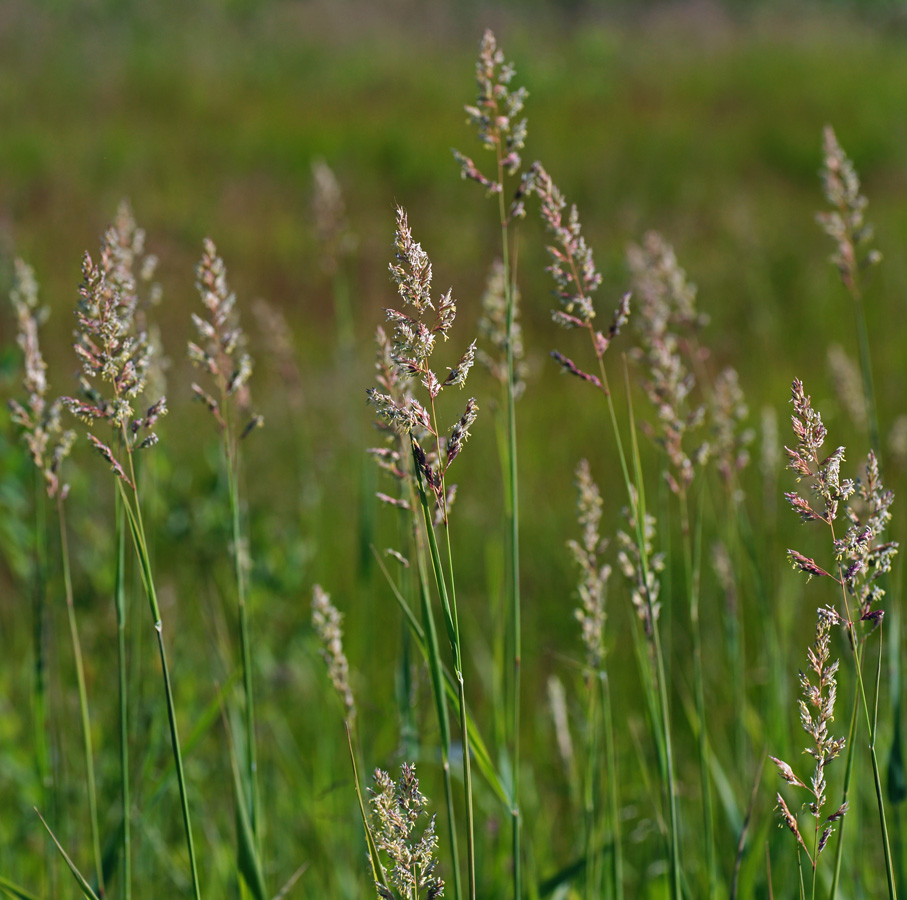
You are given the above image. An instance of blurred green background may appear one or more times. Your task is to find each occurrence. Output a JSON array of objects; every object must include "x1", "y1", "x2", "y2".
[{"x1": 3, "y1": 0, "x2": 907, "y2": 897}]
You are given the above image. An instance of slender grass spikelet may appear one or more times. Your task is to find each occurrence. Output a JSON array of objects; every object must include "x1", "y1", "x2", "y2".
[
  {"x1": 770, "y1": 606, "x2": 847, "y2": 872},
  {"x1": 311, "y1": 584, "x2": 356, "y2": 723},
  {"x1": 8, "y1": 260, "x2": 76, "y2": 498},
  {"x1": 568, "y1": 459, "x2": 610, "y2": 675}
]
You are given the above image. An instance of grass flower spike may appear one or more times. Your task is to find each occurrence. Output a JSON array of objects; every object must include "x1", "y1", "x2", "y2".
[
  {"x1": 311, "y1": 585, "x2": 356, "y2": 722},
  {"x1": 771, "y1": 606, "x2": 847, "y2": 874},
  {"x1": 369, "y1": 763, "x2": 444, "y2": 900},
  {"x1": 9, "y1": 260, "x2": 76, "y2": 498},
  {"x1": 453, "y1": 29, "x2": 528, "y2": 196},
  {"x1": 368, "y1": 207, "x2": 478, "y2": 516}
]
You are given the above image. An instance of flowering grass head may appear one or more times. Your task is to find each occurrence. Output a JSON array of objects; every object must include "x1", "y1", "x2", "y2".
[
  {"x1": 369, "y1": 763, "x2": 444, "y2": 900},
  {"x1": 771, "y1": 606, "x2": 847, "y2": 869},
  {"x1": 453, "y1": 29, "x2": 527, "y2": 197},
  {"x1": 817, "y1": 125, "x2": 881, "y2": 293},
  {"x1": 311, "y1": 585, "x2": 355, "y2": 723},
  {"x1": 367, "y1": 208, "x2": 478, "y2": 520},
  {"x1": 568, "y1": 459, "x2": 611, "y2": 674},
  {"x1": 63, "y1": 213, "x2": 167, "y2": 486},
  {"x1": 188, "y1": 238, "x2": 262, "y2": 438},
  {"x1": 8, "y1": 260, "x2": 76, "y2": 498}
]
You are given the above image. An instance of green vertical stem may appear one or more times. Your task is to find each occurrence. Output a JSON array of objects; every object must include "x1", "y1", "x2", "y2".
[
  {"x1": 497, "y1": 175, "x2": 522, "y2": 900},
  {"x1": 118, "y1": 473, "x2": 202, "y2": 900},
  {"x1": 602, "y1": 671, "x2": 623, "y2": 900},
  {"x1": 56, "y1": 496, "x2": 104, "y2": 898},
  {"x1": 583, "y1": 676, "x2": 600, "y2": 900},
  {"x1": 115, "y1": 487, "x2": 131, "y2": 900},
  {"x1": 412, "y1": 440, "x2": 475, "y2": 900},
  {"x1": 832, "y1": 536, "x2": 897, "y2": 899},
  {"x1": 31, "y1": 472, "x2": 53, "y2": 894},
  {"x1": 829, "y1": 687, "x2": 859, "y2": 900},
  {"x1": 420, "y1": 541, "x2": 463, "y2": 900},
  {"x1": 622, "y1": 362, "x2": 681, "y2": 900},
  {"x1": 679, "y1": 490, "x2": 715, "y2": 899},
  {"x1": 227, "y1": 443, "x2": 260, "y2": 853}
]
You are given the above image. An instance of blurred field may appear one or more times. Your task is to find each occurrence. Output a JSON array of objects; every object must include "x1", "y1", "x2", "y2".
[{"x1": 3, "y1": 1, "x2": 907, "y2": 897}]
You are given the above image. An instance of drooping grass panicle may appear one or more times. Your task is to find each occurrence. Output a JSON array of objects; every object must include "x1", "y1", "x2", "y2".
[
  {"x1": 311, "y1": 585, "x2": 356, "y2": 723},
  {"x1": 9, "y1": 260, "x2": 76, "y2": 499},
  {"x1": 188, "y1": 237, "x2": 262, "y2": 436},
  {"x1": 453, "y1": 28, "x2": 528, "y2": 197},
  {"x1": 770, "y1": 606, "x2": 848, "y2": 870},
  {"x1": 568, "y1": 459, "x2": 610, "y2": 675},
  {"x1": 369, "y1": 763, "x2": 444, "y2": 900}
]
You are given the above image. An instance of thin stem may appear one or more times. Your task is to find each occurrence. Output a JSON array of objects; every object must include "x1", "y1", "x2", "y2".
[
  {"x1": 119, "y1": 445, "x2": 202, "y2": 900},
  {"x1": 602, "y1": 671, "x2": 623, "y2": 900},
  {"x1": 829, "y1": 687, "x2": 859, "y2": 900},
  {"x1": 31, "y1": 471, "x2": 53, "y2": 895},
  {"x1": 679, "y1": 489, "x2": 715, "y2": 899},
  {"x1": 411, "y1": 439, "x2": 475, "y2": 900},
  {"x1": 496, "y1": 149, "x2": 522, "y2": 900},
  {"x1": 227, "y1": 439, "x2": 260, "y2": 853},
  {"x1": 115, "y1": 485, "x2": 131, "y2": 900},
  {"x1": 619, "y1": 357, "x2": 681, "y2": 900},
  {"x1": 583, "y1": 675, "x2": 600, "y2": 900},
  {"x1": 828, "y1": 520, "x2": 897, "y2": 899},
  {"x1": 56, "y1": 495, "x2": 104, "y2": 898}
]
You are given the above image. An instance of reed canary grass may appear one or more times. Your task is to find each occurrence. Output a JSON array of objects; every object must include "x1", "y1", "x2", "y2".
[
  {"x1": 628, "y1": 231, "x2": 718, "y2": 898},
  {"x1": 188, "y1": 237, "x2": 264, "y2": 868},
  {"x1": 369, "y1": 763, "x2": 445, "y2": 900},
  {"x1": 368, "y1": 206, "x2": 479, "y2": 900},
  {"x1": 455, "y1": 33, "x2": 528, "y2": 894},
  {"x1": 771, "y1": 606, "x2": 848, "y2": 897},
  {"x1": 63, "y1": 224, "x2": 202, "y2": 900},
  {"x1": 568, "y1": 459, "x2": 622, "y2": 900},
  {"x1": 784, "y1": 378, "x2": 898, "y2": 899},
  {"x1": 8, "y1": 260, "x2": 89, "y2": 895},
  {"x1": 525, "y1": 159, "x2": 679, "y2": 900}
]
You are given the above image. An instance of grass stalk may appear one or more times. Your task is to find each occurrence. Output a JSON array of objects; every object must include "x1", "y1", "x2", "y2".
[
  {"x1": 601, "y1": 670, "x2": 623, "y2": 900},
  {"x1": 56, "y1": 494, "x2": 104, "y2": 898},
  {"x1": 623, "y1": 361, "x2": 681, "y2": 900},
  {"x1": 411, "y1": 438, "x2": 476, "y2": 900},
  {"x1": 678, "y1": 489, "x2": 716, "y2": 898},
  {"x1": 582, "y1": 676, "x2": 601, "y2": 900},
  {"x1": 827, "y1": 518, "x2": 898, "y2": 899},
  {"x1": 496, "y1": 158, "x2": 522, "y2": 900},
  {"x1": 114, "y1": 487, "x2": 131, "y2": 900},
  {"x1": 226, "y1": 437, "x2": 261, "y2": 854},
  {"x1": 30, "y1": 470, "x2": 53, "y2": 896},
  {"x1": 118, "y1": 464, "x2": 201, "y2": 900}
]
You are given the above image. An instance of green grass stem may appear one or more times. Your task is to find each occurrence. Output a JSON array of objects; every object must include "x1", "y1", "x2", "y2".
[
  {"x1": 118, "y1": 475, "x2": 201, "y2": 900},
  {"x1": 56, "y1": 495, "x2": 104, "y2": 898},
  {"x1": 114, "y1": 489, "x2": 131, "y2": 900}
]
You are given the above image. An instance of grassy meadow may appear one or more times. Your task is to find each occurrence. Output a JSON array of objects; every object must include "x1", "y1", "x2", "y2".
[{"x1": 3, "y1": 2, "x2": 907, "y2": 898}]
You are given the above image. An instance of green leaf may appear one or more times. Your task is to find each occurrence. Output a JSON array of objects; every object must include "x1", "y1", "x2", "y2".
[
  {"x1": 0, "y1": 874, "x2": 43, "y2": 900},
  {"x1": 35, "y1": 809, "x2": 101, "y2": 900}
]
